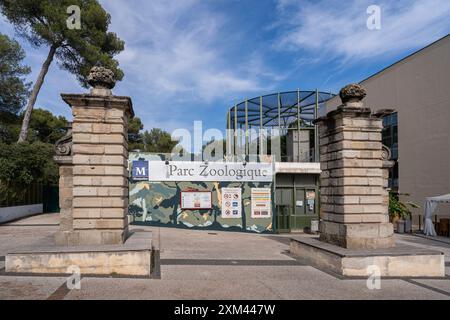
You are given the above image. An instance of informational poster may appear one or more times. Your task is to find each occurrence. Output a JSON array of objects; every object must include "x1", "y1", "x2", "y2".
[
  {"x1": 221, "y1": 188, "x2": 242, "y2": 218},
  {"x1": 251, "y1": 188, "x2": 271, "y2": 218},
  {"x1": 306, "y1": 191, "x2": 316, "y2": 211},
  {"x1": 180, "y1": 191, "x2": 212, "y2": 210},
  {"x1": 306, "y1": 191, "x2": 316, "y2": 200}
]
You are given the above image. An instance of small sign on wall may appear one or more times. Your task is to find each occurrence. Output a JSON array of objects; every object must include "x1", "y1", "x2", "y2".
[
  {"x1": 251, "y1": 188, "x2": 271, "y2": 218},
  {"x1": 221, "y1": 188, "x2": 242, "y2": 218},
  {"x1": 180, "y1": 191, "x2": 212, "y2": 210},
  {"x1": 131, "y1": 160, "x2": 149, "y2": 180}
]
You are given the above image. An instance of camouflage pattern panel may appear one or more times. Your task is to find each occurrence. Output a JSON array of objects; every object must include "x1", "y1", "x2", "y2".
[{"x1": 128, "y1": 153, "x2": 274, "y2": 233}]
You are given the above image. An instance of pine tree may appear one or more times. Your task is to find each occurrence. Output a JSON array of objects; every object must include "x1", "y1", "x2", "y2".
[{"x1": 0, "y1": 0, "x2": 125, "y2": 142}]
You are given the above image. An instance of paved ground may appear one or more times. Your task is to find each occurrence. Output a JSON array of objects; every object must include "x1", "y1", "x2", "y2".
[{"x1": 0, "y1": 213, "x2": 449, "y2": 300}]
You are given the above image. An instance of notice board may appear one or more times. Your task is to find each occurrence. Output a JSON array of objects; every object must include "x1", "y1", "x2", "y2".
[{"x1": 180, "y1": 191, "x2": 212, "y2": 210}]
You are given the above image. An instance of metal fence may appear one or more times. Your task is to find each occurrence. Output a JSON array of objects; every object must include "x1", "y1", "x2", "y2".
[{"x1": 0, "y1": 184, "x2": 43, "y2": 208}]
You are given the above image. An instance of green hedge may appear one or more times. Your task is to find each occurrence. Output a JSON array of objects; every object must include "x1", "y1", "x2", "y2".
[{"x1": 0, "y1": 142, "x2": 58, "y2": 206}]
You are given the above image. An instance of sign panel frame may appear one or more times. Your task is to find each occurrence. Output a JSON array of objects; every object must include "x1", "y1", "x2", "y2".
[
  {"x1": 251, "y1": 188, "x2": 272, "y2": 218},
  {"x1": 221, "y1": 188, "x2": 242, "y2": 219},
  {"x1": 180, "y1": 191, "x2": 212, "y2": 210}
]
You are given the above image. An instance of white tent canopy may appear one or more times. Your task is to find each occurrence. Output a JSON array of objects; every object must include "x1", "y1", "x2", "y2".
[{"x1": 424, "y1": 194, "x2": 450, "y2": 236}]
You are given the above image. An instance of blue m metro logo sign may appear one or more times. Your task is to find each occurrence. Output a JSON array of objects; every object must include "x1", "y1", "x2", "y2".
[{"x1": 131, "y1": 160, "x2": 149, "y2": 181}]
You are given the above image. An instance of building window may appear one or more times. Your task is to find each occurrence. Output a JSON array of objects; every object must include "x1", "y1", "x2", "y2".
[{"x1": 382, "y1": 112, "x2": 398, "y2": 189}]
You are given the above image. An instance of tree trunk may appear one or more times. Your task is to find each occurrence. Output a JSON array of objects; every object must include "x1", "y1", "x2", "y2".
[{"x1": 17, "y1": 44, "x2": 58, "y2": 143}]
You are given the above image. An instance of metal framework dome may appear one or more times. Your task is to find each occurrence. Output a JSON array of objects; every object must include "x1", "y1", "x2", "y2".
[
  {"x1": 227, "y1": 90, "x2": 335, "y2": 130},
  {"x1": 225, "y1": 90, "x2": 335, "y2": 162}
]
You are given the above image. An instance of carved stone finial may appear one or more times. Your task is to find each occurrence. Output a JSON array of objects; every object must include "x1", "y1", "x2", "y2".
[
  {"x1": 87, "y1": 66, "x2": 116, "y2": 96},
  {"x1": 339, "y1": 84, "x2": 366, "y2": 106}
]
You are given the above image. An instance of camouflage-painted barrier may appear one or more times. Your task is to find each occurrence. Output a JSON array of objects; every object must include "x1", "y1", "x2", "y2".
[{"x1": 128, "y1": 153, "x2": 274, "y2": 233}]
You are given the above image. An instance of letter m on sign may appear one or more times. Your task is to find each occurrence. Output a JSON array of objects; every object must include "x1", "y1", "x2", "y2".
[{"x1": 132, "y1": 160, "x2": 149, "y2": 181}]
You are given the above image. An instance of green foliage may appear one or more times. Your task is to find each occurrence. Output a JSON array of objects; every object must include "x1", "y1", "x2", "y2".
[
  {"x1": 0, "y1": 108, "x2": 66, "y2": 203},
  {"x1": 143, "y1": 128, "x2": 178, "y2": 153},
  {"x1": 0, "y1": 111, "x2": 21, "y2": 143},
  {"x1": 128, "y1": 117, "x2": 144, "y2": 151},
  {"x1": 389, "y1": 192, "x2": 420, "y2": 220},
  {"x1": 128, "y1": 120, "x2": 181, "y2": 153},
  {"x1": 1, "y1": 108, "x2": 68, "y2": 144},
  {"x1": 28, "y1": 108, "x2": 68, "y2": 144},
  {"x1": 129, "y1": 117, "x2": 144, "y2": 135},
  {"x1": 0, "y1": 141, "x2": 58, "y2": 204},
  {"x1": 0, "y1": 0, "x2": 124, "y2": 86},
  {"x1": 0, "y1": 33, "x2": 31, "y2": 115},
  {"x1": 128, "y1": 121, "x2": 185, "y2": 154}
]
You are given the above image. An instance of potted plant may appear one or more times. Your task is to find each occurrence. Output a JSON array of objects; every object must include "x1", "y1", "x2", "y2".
[{"x1": 389, "y1": 193, "x2": 419, "y2": 233}]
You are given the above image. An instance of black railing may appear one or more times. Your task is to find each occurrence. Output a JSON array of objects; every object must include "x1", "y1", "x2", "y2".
[{"x1": 0, "y1": 184, "x2": 43, "y2": 208}]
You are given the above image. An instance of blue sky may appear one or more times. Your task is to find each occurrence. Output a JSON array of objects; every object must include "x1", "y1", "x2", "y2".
[{"x1": 1, "y1": 0, "x2": 450, "y2": 143}]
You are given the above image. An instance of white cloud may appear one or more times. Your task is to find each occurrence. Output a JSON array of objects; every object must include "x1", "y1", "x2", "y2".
[
  {"x1": 101, "y1": 0, "x2": 270, "y2": 105},
  {"x1": 95, "y1": 0, "x2": 280, "y2": 136},
  {"x1": 4, "y1": 0, "x2": 275, "y2": 133},
  {"x1": 274, "y1": 0, "x2": 450, "y2": 61},
  {"x1": 4, "y1": 0, "x2": 447, "y2": 135}
]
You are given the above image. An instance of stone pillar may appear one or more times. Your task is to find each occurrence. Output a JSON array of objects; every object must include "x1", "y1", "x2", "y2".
[
  {"x1": 54, "y1": 126, "x2": 74, "y2": 242},
  {"x1": 316, "y1": 84, "x2": 394, "y2": 249},
  {"x1": 55, "y1": 66, "x2": 134, "y2": 246}
]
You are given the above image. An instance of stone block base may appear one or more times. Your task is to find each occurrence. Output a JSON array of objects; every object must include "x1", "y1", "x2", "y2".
[
  {"x1": 290, "y1": 236, "x2": 445, "y2": 277},
  {"x1": 320, "y1": 221, "x2": 395, "y2": 249},
  {"x1": 55, "y1": 229, "x2": 128, "y2": 246},
  {"x1": 6, "y1": 231, "x2": 152, "y2": 277}
]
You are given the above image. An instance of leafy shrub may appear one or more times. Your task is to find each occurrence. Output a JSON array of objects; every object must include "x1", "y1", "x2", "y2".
[
  {"x1": 0, "y1": 142, "x2": 58, "y2": 204},
  {"x1": 389, "y1": 192, "x2": 420, "y2": 220}
]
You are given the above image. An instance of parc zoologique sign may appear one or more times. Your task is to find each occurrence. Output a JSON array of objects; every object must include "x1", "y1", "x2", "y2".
[{"x1": 131, "y1": 160, "x2": 274, "y2": 182}]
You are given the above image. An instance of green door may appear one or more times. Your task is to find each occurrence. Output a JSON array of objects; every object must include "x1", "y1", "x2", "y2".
[
  {"x1": 291, "y1": 188, "x2": 318, "y2": 231},
  {"x1": 276, "y1": 188, "x2": 293, "y2": 233},
  {"x1": 290, "y1": 188, "x2": 306, "y2": 231},
  {"x1": 276, "y1": 187, "x2": 318, "y2": 233}
]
